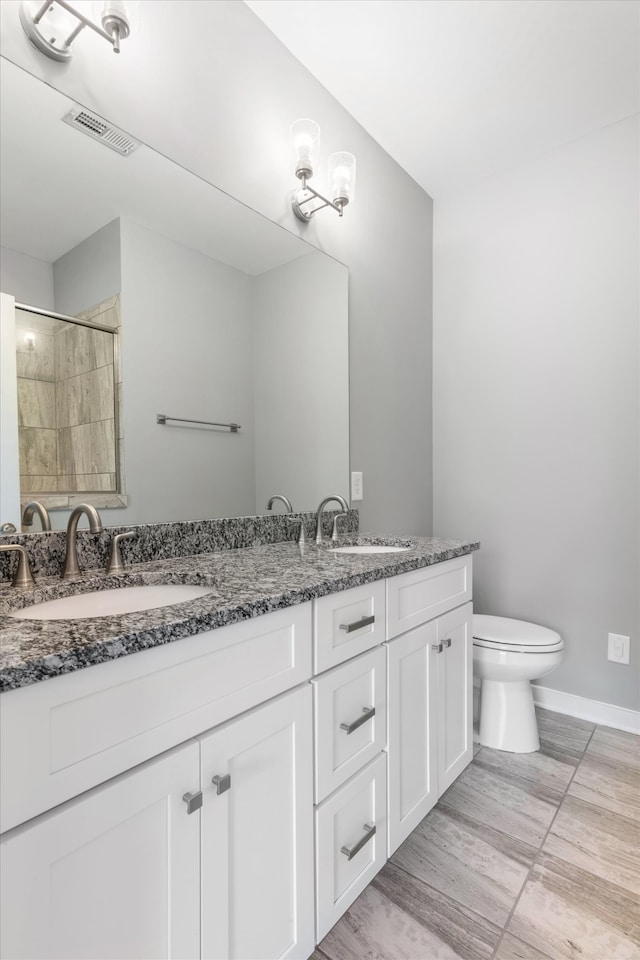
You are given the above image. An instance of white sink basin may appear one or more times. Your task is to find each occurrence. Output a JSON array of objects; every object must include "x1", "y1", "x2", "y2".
[
  {"x1": 331, "y1": 545, "x2": 411, "y2": 555},
  {"x1": 11, "y1": 584, "x2": 214, "y2": 621}
]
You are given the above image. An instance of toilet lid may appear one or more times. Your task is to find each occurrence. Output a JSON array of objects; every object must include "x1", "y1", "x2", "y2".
[{"x1": 473, "y1": 615, "x2": 562, "y2": 648}]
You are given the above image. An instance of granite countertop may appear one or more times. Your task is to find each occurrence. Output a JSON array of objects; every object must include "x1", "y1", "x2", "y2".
[{"x1": 0, "y1": 535, "x2": 479, "y2": 693}]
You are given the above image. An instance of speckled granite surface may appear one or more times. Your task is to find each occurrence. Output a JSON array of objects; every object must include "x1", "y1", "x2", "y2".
[
  {"x1": 0, "y1": 511, "x2": 359, "y2": 581},
  {"x1": 0, "y1": 535, "x2": 479, "y2": 693}
]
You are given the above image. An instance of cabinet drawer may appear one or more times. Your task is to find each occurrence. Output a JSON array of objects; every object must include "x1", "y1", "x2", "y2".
[
  {"x1": 312, "y1": 647, "x2": 386, "y2": 803},
  {"x1": 1, "y1": 604, "x2": 312, "y2": 833},
  {"x1": 314, "y1": 581, "x2": 385, "y2": 674},
  {"x1": 386, "y1": 555, "x2": 472, "y2": 639},
  {"x1": 314, "y1": 753, "x2": 387, "y2": 943}
]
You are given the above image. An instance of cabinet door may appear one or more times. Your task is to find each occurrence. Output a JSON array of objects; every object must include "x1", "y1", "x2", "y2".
[
  {"x1": 0, "y1": 742, "x2": 200, "y2": 960},
  {"x1": 385, "y1": 619, "x2": 438, "y2": 856},
  {"x1": 200, "y1": 686, "x2": 314, "y2": 960},
  {"x1": 437, "y1": 602, "x2": 473, "y2": 795}
]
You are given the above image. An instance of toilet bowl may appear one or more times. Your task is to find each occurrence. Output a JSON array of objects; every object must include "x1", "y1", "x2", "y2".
[{"x1": 473, "y1": 615, "x2": 564, "y2": 753}]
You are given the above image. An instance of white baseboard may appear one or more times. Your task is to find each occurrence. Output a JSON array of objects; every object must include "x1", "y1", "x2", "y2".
[
  {"x1": 472, "y1": 677, "x2": 640, "y2": 734},
  {"x1": 531, "y1": 684, "x2": 640, "y2": 735}
]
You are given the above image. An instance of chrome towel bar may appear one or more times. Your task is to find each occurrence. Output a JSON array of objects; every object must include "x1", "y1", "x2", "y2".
[{"x1": 157, "y1": 414, "x2": 240, "y2": 432}]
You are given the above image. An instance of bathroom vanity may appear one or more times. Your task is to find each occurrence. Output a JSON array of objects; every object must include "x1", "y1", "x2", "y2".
[{"x1": 0, "y1": 533, "x2": 478, "y2": 959}]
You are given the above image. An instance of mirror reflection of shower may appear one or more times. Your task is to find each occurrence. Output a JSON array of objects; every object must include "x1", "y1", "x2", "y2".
[
  {"x1": 0, "y1": 57, "x2": 349, "y2": 526},
  {"x1": 15, "y1": 301, "x2": 120, "y2": 498}
]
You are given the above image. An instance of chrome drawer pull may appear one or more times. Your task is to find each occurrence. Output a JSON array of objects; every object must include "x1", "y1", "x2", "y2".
[
  {"x1": 339, "y1": 614, "x2": 375, "y2": 634},
  {"x1": 340, "y1": 706, "x2": 375, "y2": 735},
  {"x1": 212, "y1": 774, "x2": 231, "y2": 795},
  {"x1": 444, "y1": 637, "x2": 452, "y2": 648},
  {"x1": 431, "y1": 642, "x2": 444, "y2": 653},
  {"x1": 341, "y1": 823, "x2": 376, "y2": 861},
  {"x1": 182, "y1": 791, "x2": 203, "y2": 814}
]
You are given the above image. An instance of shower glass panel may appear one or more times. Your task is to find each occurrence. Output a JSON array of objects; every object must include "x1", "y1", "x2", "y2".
[{"x1": 15, "y1": 302, "x2": 119, "y2": 497}]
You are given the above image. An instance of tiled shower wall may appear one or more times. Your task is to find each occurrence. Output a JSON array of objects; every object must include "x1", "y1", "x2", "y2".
[
  {"x1": 17, "y1": 297, "x2": 119, "y2": 494},
  {"x1": 16, "y1": 327, "x2": 57, "y2": 491}
]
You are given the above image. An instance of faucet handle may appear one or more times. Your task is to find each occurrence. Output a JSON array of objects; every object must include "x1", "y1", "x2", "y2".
[
  {"x1": 0, "y1": 544, "x2": 36, "y2": 588},
  {"x1": 286, "y1": 516, "x2": 306, "y2": 546},
  {"x1": 107, "y1": 531, "x2": 136, "y2": 575},
  {"x1": 331, "y1": 511, "x2": 349, "y2": 542}
]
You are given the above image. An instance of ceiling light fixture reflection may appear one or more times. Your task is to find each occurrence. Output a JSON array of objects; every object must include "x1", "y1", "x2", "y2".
[{"x1": 19, "y1": 0, "x2": 139, "y2": 61}]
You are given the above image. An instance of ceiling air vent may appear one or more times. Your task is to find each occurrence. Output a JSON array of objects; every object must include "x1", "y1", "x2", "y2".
[{"x1": 62, "y1": 107, "x2": 140, "y2": 157}]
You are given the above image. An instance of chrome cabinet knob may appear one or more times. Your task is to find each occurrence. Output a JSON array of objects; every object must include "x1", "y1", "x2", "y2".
[
  {"x1": 182, "y1": 791, "x2": 203, "y2": 814},
  {"x1": 212, "y1": 774, "x2": 231, "y2": 795}
]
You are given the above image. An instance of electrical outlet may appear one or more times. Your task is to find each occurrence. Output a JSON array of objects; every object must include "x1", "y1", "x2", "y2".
[
  {"x1": 351, "y1": 471, "x2": 363, "y2": 501},
  {"x1": 607, "y1": 633, "x2": 630, "y2": 664}
]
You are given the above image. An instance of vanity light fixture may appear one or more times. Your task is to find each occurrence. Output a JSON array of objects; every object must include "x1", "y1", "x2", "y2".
[
  {"x1": 19, "y1": 0, "x2": 139, "y2": 62},
  {"x1": 290, "y1": 119, "x2": 356, "y2": 222}
]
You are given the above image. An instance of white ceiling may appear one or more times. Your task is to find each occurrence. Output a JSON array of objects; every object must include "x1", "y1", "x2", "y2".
[{"x1": 245, "y1": 0, "x2": 640, "y2": 199}]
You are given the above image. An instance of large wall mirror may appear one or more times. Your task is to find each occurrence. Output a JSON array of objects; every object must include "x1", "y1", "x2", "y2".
[{"x1": 0, "y1": 58, "x2": 349, "y2": 530}]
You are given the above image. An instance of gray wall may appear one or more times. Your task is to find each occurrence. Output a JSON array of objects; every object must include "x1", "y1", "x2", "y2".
[
  {"x1": 118, "y1": 218, "x2": 255, "y2": 524},
  {"x1": 433, "y1": 117, "x2": 639, "y2": 712},
  {"x1": 53, "y1": 219, "x2": 121, "y2": 317},
  {"x1": 0, "y1": 246, "x2": 54, "y2": 309},
  {"x1": 252, "y1": 251, "x2": 349, "y2": 511},
  {"x1": 0, "y1": 0, "x2": 434, "y2": 536}
]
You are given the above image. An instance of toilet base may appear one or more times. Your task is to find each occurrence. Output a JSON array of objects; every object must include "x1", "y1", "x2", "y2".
[{"x1": 479, "y1": 679, "x2": 540, "y2": 753}]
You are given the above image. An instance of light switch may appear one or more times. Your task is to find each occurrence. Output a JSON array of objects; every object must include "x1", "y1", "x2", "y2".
[
  {"x1": 607, "y1": 633, "x2": 630, "y2": 664},
  {"x1": 351, "y1": 471, "x2": 363, "y2": 501}
]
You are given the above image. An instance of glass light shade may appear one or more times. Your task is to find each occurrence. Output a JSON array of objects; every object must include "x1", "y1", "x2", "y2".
[
  {"x1": 92, "y1": 0, "x2": 140, "y2": 38},
  {"x1": 290, "y1": 119, "x2": 320, "y2": 179},
  {"x1": 328, "y1": 152, "x2": 356, "y2": 206}
]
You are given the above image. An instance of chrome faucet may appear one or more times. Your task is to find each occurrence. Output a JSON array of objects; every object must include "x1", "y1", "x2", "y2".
[
  {"x1": 21, "y1": 500, "x2": 52, "y2": 532},
  {"x1": 62, "y1": 504, "x2": 103, "y2": 581},
  {"x1": 315, "y1": 495, "x2": 349, "y2": 544},
  {"x1": 266, "y1": 495, "x2": 294, "y2": 513},
  {"x1": 0, "y1": 543, "x2": 36, "y2": 588}
]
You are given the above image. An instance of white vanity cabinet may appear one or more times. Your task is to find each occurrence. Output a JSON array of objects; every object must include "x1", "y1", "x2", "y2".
[
  {"x1": 0, "y1": 687, "x2": 315, "y2": 960},
  {"x1": 0, "y1": 604, "x2": 315, "y2": 960},
  {"x1": 199, "y1": 686, "x2": 315, "y2": 960},
  {"x1": 0, "y1": 551, "x2": 475, "y2": 960},
  {"x1": 0, "y1": 742, "x2": 201, "y2": 960},
  {"x1": 385, "y1": 558, "x2": 473, "y2": 854}
]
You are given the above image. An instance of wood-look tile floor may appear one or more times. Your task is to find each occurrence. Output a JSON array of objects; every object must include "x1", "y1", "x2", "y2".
[{"x1": 312, "y1": 708, "x2": 640, "y2": 960}]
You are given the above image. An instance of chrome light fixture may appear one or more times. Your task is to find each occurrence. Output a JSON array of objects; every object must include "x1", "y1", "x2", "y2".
[
  {"x1": 290, "y1": 119, "x2": 356, "y2": 222},
  {"x1": 20, "y1": 0, "x2": 139, "y2": 61}
]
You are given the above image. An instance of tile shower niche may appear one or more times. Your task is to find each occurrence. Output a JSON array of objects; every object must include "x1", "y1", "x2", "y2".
[{"x1": 15, "y1": 297, "x2": 124, "y2": 506}]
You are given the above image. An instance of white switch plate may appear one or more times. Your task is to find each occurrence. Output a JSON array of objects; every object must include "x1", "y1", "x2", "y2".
[
  {"x1": 607, "y1": 633, "x2": 630, "y2": 664},
  {"x1": 351, "y1": 471, "x2": 363, "y2": 501}
]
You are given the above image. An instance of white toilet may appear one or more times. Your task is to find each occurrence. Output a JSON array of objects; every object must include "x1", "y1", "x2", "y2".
[{"x1": 473, "y1": 614, "x2": 564, "y2": 753}]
